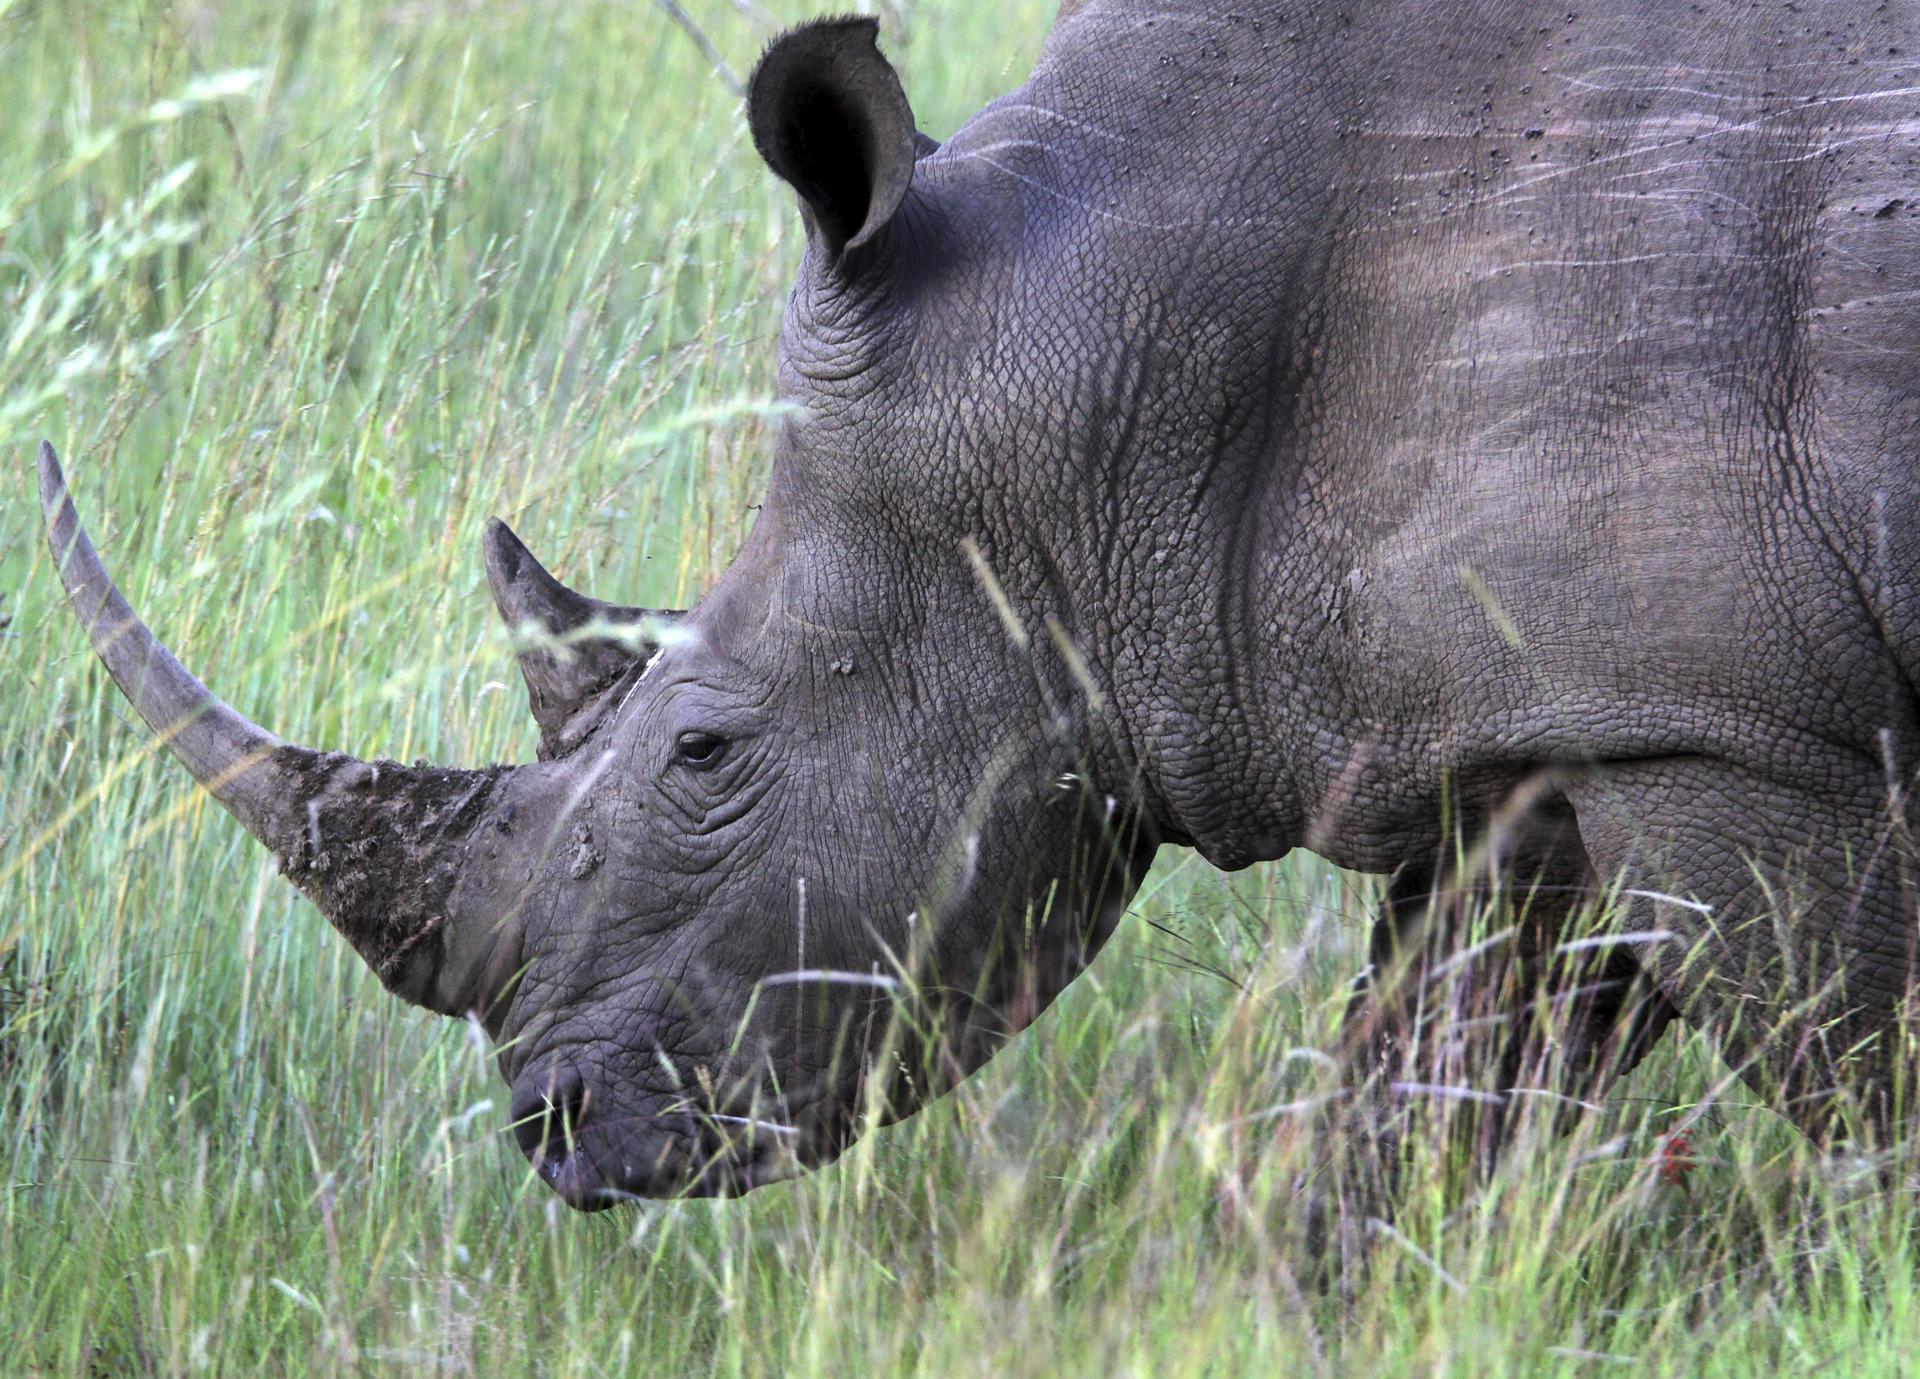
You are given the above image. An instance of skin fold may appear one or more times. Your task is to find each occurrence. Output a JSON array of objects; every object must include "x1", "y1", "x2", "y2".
[{"x1": 42, "y1": 3, "x2": 1920, "y2": 1207}]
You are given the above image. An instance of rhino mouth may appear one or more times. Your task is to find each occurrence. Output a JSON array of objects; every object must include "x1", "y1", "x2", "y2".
[{"x1": 521, "y1": 1112, "x2": 815, "y2": 1209}]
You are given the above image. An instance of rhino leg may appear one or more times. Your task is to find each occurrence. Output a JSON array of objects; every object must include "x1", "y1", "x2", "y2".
[
  {"x1": 1338, "y1": 805, "x2": 1680, "y2": 1181},
  {"x1": 1567, "y1": 755, "x2": 1920, "y2": 1146},
  {"x1": 1300, "y1": 824, "x2": 1666, "y2": 1276}
]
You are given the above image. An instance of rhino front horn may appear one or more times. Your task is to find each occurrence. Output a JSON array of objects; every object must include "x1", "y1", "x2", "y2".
[{"x1": 39, "y1": 442, "x2": 509, "y2": 1014}]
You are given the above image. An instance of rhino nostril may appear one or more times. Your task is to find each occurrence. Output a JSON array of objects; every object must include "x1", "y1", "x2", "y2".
[{"x1": 511, "y1": 1064, "x2": 589, "y2": 1160}]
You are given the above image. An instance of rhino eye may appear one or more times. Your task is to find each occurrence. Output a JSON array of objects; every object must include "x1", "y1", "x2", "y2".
[{"x1": 674, "y1": 731, "x2": 728, "y2": 769}]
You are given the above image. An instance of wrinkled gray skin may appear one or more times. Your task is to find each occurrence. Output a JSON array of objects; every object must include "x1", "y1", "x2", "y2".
[{"x1": 42, "y1": 2, "x2": 1920, "y2": 1207}]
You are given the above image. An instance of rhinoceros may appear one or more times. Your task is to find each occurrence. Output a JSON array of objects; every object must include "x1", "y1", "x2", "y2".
[{"x1": 40, "y1": 2, "x2": 1920, "y2": 1206}]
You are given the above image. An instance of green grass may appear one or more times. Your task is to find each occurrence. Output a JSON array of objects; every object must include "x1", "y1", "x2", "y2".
[{"x1": 3, "y1": 1, "x2": 1917, "y2": 1373}]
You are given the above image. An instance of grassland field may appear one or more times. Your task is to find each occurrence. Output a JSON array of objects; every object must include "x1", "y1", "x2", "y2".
[{"x1": 4, "y1": 1, "x2": 1919, "y2": 1374}]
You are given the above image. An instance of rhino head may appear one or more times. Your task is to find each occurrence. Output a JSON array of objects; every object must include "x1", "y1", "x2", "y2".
[{"x1": 40, "y1": 19, "x2": 1158, "y2": 1207}]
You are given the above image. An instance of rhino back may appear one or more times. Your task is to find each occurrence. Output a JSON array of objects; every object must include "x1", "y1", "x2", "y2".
[{"x1": 927, "y1": 2, "x2": 1920, "y2": 865}]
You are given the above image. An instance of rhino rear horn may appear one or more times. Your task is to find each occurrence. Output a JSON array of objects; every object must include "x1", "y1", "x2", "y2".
[
  {"x1": 482, "y1": 519, "x2": 675, "y2": 759},
  {"x1": 38, "y1": 442, "x2": 508, "y2": 1015}
]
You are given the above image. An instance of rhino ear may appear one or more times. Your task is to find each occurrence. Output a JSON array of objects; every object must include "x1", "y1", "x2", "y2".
[
  {"x1": 748, "y1": 17, "x2": 920, "y2": 261},
  {"x1": 482, "y1": 520, "x2": 675, "y2": 760}
]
